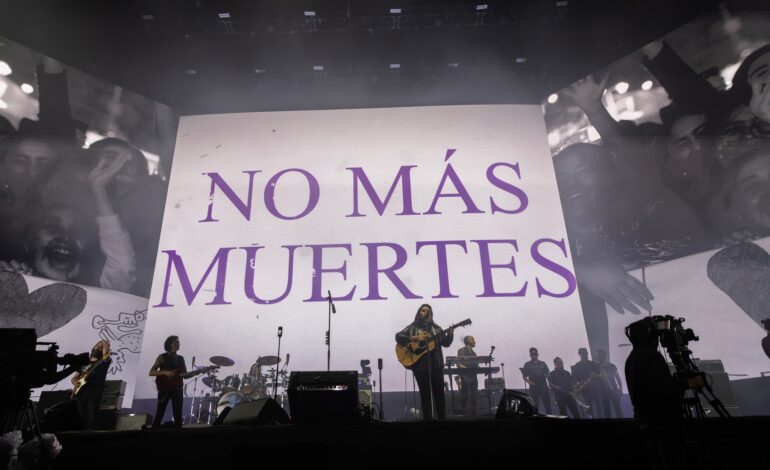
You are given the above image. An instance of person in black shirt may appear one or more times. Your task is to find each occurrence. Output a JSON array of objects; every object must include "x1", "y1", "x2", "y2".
[
  {"x1": 72, "y1": 340, "x2": 111, "y2": 429},
  {"x1": 456, "y1": 335, "x2": 478, "y2": 416},
  {"x1": 395, "y1": 304, "x2": 454, "y2": 420},
  {"x1": 571, "y1": 347, "x2": 609, "y2": 419},
  {"x1": 521, "y1": 347, "x2": 552, "y2": 414},
  {"x1": 548, "y1": 357, "x2": 581, "y2": 418},
  {"x1": 597, "y1": 349, "x2": 624, "y2": 418},
  {"x1": 149, "y1": 335, "x2": 186, "y2": 427}
]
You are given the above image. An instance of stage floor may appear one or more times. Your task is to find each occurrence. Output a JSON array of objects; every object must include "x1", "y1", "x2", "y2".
[{"x1": 51, "y1": 416, "x2": 770, "y2": 470}]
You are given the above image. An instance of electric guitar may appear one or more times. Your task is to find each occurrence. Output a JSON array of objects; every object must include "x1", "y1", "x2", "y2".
[
  {"x1": 155, "y1": 365, "x2": 220, "y2": 393},
  {"x1": 71, "y1": 351, "x2": 111, "y2": 397},
  {"x1": 395, "y1": 319, "x2": 471, "y2": 368}
]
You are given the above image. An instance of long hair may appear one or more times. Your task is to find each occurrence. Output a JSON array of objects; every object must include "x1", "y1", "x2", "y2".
[{"x1": 413, "y1": 303, "x2": 433, "y2": 323}]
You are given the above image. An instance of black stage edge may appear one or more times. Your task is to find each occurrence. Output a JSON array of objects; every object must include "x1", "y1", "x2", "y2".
[{"x1": 52, "y1": 416, "x2": 769, "y2": 469}]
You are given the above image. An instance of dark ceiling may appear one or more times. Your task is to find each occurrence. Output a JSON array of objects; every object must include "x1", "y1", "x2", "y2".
[{"x1": 2, "y1": 0, "x2": 767, "y2": 115}]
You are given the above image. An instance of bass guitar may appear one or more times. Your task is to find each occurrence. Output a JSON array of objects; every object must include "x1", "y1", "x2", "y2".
[
  {"x1": 155, "y1": 365, "x2": 220, "y2": 393},
  {"x1": 395, "y1": 319, "x2": 471, "y2": 368}
]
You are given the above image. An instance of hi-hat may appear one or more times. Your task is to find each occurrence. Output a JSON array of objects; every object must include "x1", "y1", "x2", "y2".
[
  {"x1": 256, "y1": 355, "x2": 281, "y2": 366},
  {"x1": 210, "y1": 356, "x2": 235, "y2": 367}
]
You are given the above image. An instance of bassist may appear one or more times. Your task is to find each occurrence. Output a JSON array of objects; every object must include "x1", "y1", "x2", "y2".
[
  {"x1": 149, "y1": 335, "x2": 186, "y2": 427},
  {"x1": 395, "y1": 304, "x2": 454, "y2": 420}
]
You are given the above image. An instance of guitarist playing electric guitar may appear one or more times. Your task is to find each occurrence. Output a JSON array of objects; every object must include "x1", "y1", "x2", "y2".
[
  {"x1": 395, "y1": 304, "x2": 470, "y2": 420},
  {"x1": 71, "y1": 340, "x2": 111, "y2": 429},
  {"x1": 149, "y1": 335, "x2": 188, "y2": 428}
]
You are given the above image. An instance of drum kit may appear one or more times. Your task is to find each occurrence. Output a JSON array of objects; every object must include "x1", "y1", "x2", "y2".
[{"x1": 185, "y1": 354, "x2": 290, "y2": 424}]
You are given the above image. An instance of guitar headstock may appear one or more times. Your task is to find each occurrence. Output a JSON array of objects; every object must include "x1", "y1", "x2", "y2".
[{"x1": 451, "y1": 319, "x2": 472, "y2": 329}]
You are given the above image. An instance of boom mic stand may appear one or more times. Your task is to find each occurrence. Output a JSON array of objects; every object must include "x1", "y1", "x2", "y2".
[{"x1": 326, "y1": 291, "x2": 336, "y2": 371}]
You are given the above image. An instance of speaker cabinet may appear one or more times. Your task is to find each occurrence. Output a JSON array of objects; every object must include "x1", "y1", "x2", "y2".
[
  {"x1": 495, "y1": 389, "x2": 537, "y2": 419},
  {"x1": 214, "y1": 398, "x2": 289, "y2": 426},
  {"x1": 288, "y1": 371, "x2": 359, "y2": 423}
]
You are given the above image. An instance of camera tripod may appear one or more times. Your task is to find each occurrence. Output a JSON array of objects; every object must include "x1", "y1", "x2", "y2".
[{"x1": 675, "y1": 370, "x2": 731, "y2": 419}]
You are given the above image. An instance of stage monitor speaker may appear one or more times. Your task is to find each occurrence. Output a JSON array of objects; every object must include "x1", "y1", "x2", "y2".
[
  {"x1": 214, "y1": 398, "x2": 289, "y2": 426},
  {"x1": 115, "y1": 413, "x2": 151, "y2": 430},
  {"x1": 495, "y1": 389, "x2": 537, "y2": 419},
  {"x1": 288, "y1": 371, "x2": 359, "y2": 423}
]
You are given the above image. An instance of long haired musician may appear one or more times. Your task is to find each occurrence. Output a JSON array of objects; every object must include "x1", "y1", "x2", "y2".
[{"x1": 395, "y1": 304, "x2": 454, "y2": 420}]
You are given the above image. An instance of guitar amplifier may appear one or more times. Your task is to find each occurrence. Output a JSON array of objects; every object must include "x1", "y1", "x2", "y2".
[
  {"x1": 104, "y1": 380, "x2": 127, "y2": 396},
  {"x1": 288, "y1": 371, "x2": 359, "y2": 423}
]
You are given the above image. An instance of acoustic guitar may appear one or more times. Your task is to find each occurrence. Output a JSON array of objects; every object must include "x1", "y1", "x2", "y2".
[{"x1": 395, "y1": 319, "x2": 471, "y2": 368}]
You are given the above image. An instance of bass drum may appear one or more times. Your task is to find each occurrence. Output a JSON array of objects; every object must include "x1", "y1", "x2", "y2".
[{"x1": 216, "y1": 391, "x2": 249, "y2": 417}]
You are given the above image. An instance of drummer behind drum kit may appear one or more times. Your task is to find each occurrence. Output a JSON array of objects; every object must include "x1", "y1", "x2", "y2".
[{"x1": 186, "y1": 354, "x2": 290, "y2": 424}]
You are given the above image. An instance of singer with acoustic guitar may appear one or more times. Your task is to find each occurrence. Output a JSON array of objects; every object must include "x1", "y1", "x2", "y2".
[
  {"x1": 149, "y1": 335, "x2": 187, "y2": 427},
  {"x1": 396, "y1": 304, "x2": 469, "y2": 420},
  {"x1": 71, "y1": 339, "x2": 111, "y2": 429}
]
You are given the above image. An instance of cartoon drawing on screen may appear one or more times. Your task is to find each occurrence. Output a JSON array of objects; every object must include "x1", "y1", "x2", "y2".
[
  {"x1": 91, "y1": 309, "x2": 146, "y2": 374},
  {"x1": 0, "y1": 271, "x2": 86, "y2": 336},
  {"x1": 707, "y1": 242, "x2": 770, "y2": 328}
]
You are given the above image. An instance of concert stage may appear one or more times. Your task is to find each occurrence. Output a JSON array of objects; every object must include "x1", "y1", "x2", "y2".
[{"x1": 51, "y1": 416, "x2": 770, "y2": 470}]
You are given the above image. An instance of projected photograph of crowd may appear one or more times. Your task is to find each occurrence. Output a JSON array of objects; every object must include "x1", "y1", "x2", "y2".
[
  {"x1": 542, "y1": 11, "x2": 770, "y2": 360},
  {"x1": 0, "y1": 37, "x2": 177, "y2": 298}
]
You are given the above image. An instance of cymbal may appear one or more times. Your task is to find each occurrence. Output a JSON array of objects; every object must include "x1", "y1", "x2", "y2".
[
  {"x1": 257, "y1": 355, "x2": 281, "y2": 366},
  {"x1": 202, "y1": 376, "x2": 222, "y2": 388},
  {"x1": 210, "y1": 355, "x2": 235, "y2": 367}
]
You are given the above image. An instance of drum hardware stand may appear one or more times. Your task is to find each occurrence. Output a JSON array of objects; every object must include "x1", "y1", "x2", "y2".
[
  {"x1": 188, "y1": 355, "x2": 198, "y2": 424},
  {"x1": 326, "y1": 290, "x2": 336, "y2": 371},
  {"x1": 274, "y1": 326, "x2": 283, "y2": 400}
]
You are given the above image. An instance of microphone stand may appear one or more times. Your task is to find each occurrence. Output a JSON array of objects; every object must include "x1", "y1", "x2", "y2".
[
  {"x1": 326, "y1": 290, "x2": 336, "y2": 371},
  {"x1": 274, "y1": 327, "x2": 283, "y2": 400},
  {"x1": 188, "y1": 356, "x2": 197, "y2": 424},
  {"x1": 377, "y1": 358, "x2": 384, "y2": 420}
]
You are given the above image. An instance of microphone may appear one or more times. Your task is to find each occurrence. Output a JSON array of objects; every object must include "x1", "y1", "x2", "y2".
[
  {"x1": 377, "y1": 358, "x2": 383, "y2": 370},
  {"x1": 327, "y1": 290, "x2": 336, "y2": 314},
  {"x1": 278, "y1": 326, "x2": 283, "y2": 338},
  {"x1": 286, "y1": 353, "x2": 290, "y2": 366}
]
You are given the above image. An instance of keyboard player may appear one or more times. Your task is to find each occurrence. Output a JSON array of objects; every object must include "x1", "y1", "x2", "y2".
[{"x1": 457, "y1": 335, "x2": 479, "y2": 415}]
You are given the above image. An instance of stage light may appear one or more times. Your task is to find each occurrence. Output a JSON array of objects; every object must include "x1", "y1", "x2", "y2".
[
  {"x1": 389, "y1": 63, "x2": 401, "y2": 69},
  {"x1": 447, "y1": 62, "x2": 459, "y2": 68},
  {"x1": 476, "y1": 4, "x2": 489, "y2": 10},
  {"x1": 141, "y1": 14, "x2": 154, "y2": 20},
  {"x1": 0, "y1": 61, "x2": 12, "y2": 76},
  {"x1": 254, "y1": 69, "x2": 267, "y2": 74},
  {"x1": 389, "y1": 8, "x2": 402, "y2": 14},
  {"x1": 555, "y1": 1, "x2": 569, "y2": 6},
  {"x1": 218, "y1": 12, "x2": 231, "y2": 19},
  {"x1": 641, "y1": 80, "x2": 653, "y2": 91},
  {"x1": 313, "y1": 65, "x2": 324, "y2": 71},
  {"x1": 614, "y1": 81, "x2": 629, "y2": 94},
  {"x1": 515, "y1": 57, "x2": 527, "y2": 63},
  {"x1": 20, "y1": 83, "x2": 33, "y2": 94},
  {"x1": 184, "y1": 69, "x2": 197, "y2": 75},
  {"x1": 547, "y1": 93, "x2": 558, "y2": 104},
  {"x1": 0, "y1": 100, "x2": 7, "y2": 110},
  {"x1": 304, "y1": 11, "x2": 316, "y2": 17}
]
